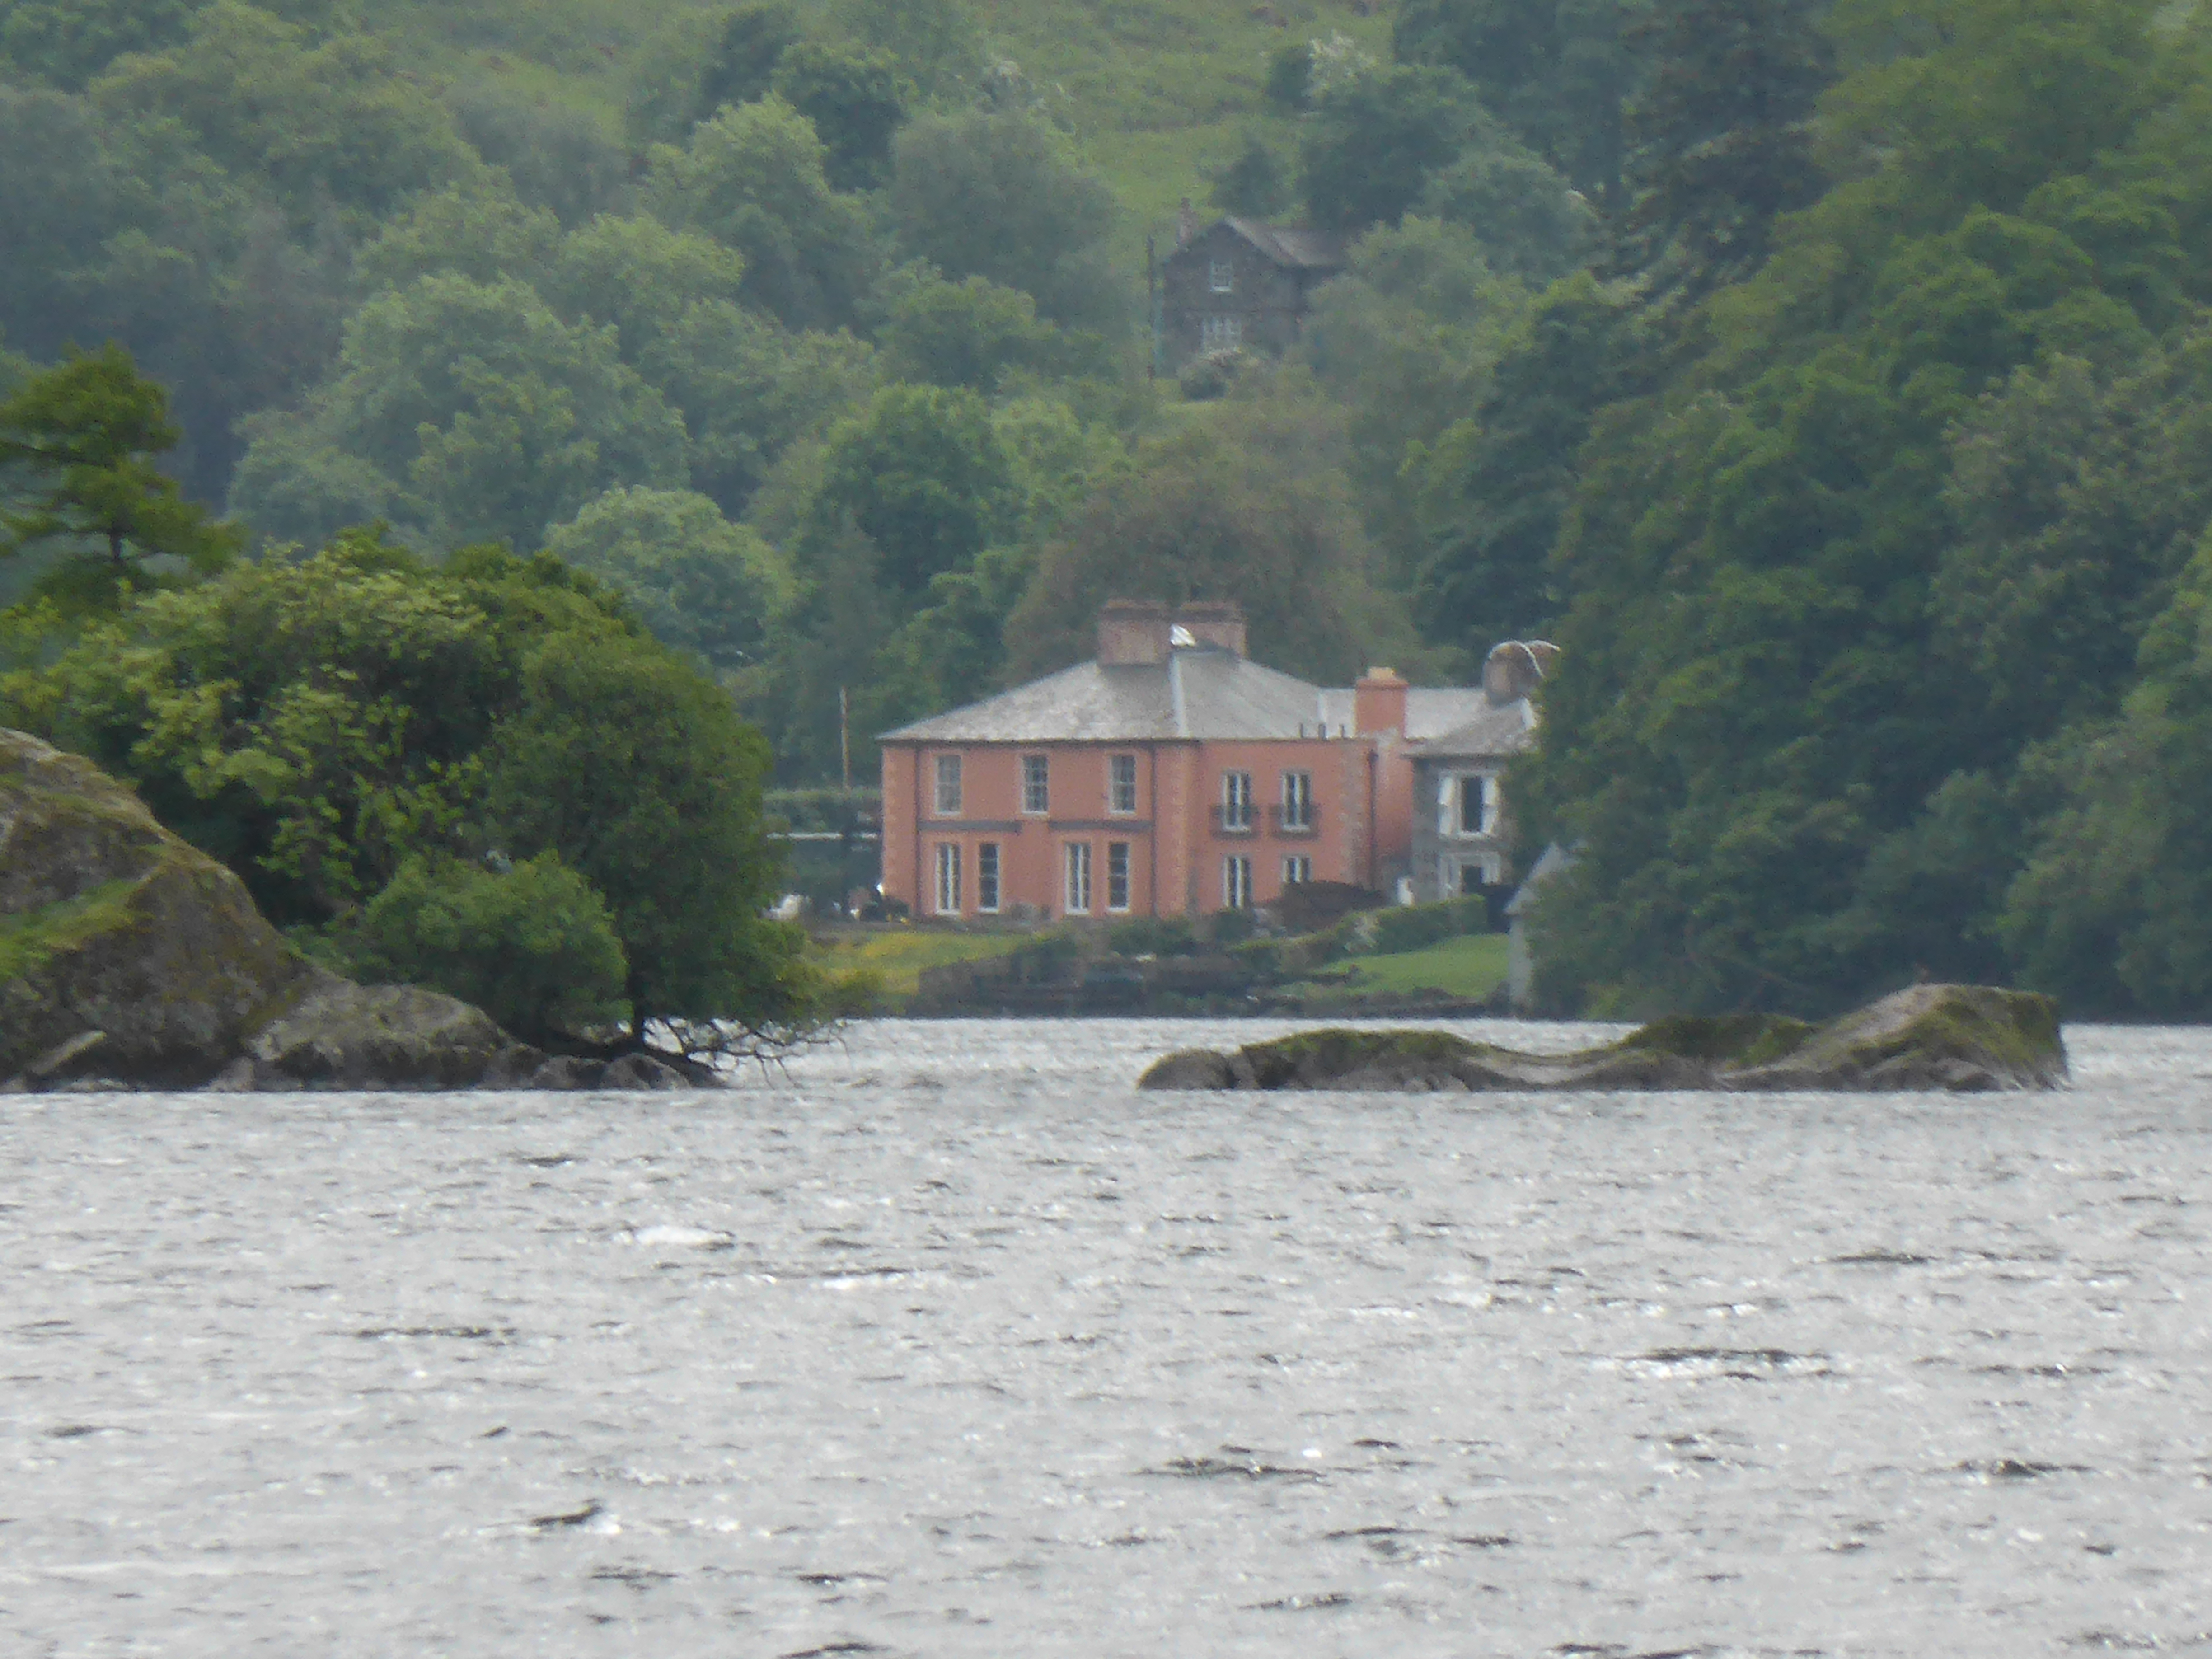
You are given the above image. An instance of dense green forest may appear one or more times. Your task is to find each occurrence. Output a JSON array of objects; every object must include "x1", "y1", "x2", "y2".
[{"x1": 7, "y1": 0, "x2": 2212, "y2": 1022}]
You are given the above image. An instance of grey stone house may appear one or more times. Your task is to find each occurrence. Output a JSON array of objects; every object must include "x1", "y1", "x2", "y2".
[
  {"x1": 1159, "y1": 209, "x2": 1345, "y2": 365},
  {"x1": 1405, "y1": 641, "x2": 1557, "y2": 902}
]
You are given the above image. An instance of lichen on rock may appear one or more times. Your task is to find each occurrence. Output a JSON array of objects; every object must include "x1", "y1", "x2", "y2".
[{"x1": 1136, "y1": 985, "x2": 2067, "y2": 1094}]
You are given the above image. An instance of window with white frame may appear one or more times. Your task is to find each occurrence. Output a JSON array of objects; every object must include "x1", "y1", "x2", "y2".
[
  {"x1": 1283, "y1": 854, "x2": 1312, "y2": 886},
  {"x1": 1447, "y1": 772, "x2": 1493, "y2": 836},
  {"x1": 1107, "y1": 842, "x2": 1131, "y2": 912},
  {"x1": 1223, "y1": 854, "x2": 1253, "y2": 909},
  {"x1": 1200, "y1": 314, "x2": 1243, "y2": 351},
  {"x1": 1209, "y1": 258, "x2": 1234, "y2": 293},
  {"x1": 1281, "y1": 770, "x2": 1312, "y2": 830},
  {"x1": 1109, "y1": 753, "x2": 1138, "y2": 815},
  {"x1": 977, "y1": 842, "x2": 1000, "y2": 913},
  {"x1": 934, "y1": 754, "x2": 963, "y2": 816},
  {"x1": 933, "y1": 843, "x2": 961, "y2": 914},
  {"x1": 1022, "y1": 753, "x2": 1050, "y2": 814},
  {"x1": 1064, "y1": 842, "x2": 1093, "y2": 913},
  {"x1": 1221, "y1": 770, "x2": 1254, "y2": 831}
]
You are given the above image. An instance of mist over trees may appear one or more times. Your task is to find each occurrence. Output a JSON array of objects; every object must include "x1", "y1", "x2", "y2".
[{"x1": 10, "y1": 0, "x2": 2212, "y2": 1020}]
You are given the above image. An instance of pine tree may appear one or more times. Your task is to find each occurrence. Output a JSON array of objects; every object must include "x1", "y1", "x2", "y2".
[{"x1": 0, "y1": 342, "x2": 238, "y2": 604}]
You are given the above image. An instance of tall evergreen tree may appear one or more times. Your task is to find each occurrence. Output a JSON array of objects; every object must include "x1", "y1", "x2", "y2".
[{"x1": 1609, "y1": 0, "x2": 1836, "y2": 306}]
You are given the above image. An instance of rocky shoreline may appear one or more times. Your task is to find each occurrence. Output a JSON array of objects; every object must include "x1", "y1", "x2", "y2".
[
  {"x1": 1139, "y1": 984, "x2": 2069, "y2": 1094},
  {"x1": 3, "y1": 728, "x2": 700, "y2": 1093}
]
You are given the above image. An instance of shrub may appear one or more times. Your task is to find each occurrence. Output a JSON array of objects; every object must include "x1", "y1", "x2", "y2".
[
  {"x1": 1369, "y1": 894, "x2": 1488, "y2": 956},
  {"x1": 347, "y1": 852, "x2": 630, "y2": 1044}
]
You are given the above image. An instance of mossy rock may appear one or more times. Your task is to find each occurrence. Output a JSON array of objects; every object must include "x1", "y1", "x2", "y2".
[
  {"x1": 2, "y1": 729, "x2": 315, "y2": 1086},
  {"x1": 1135, "y1": 985, "x2": 2067, "y2": 1094},
  {"x1": 2, "y1": 728, "x2": 546, "y2": 1092}
]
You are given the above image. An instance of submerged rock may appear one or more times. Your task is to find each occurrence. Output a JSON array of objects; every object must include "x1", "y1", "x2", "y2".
[
  {"x1": 1, "y1": 729, "x2": 699, "y2": 1093},
  {"x1": 1136, "y1": 985, "x2": 2066, "y2": 1094}
]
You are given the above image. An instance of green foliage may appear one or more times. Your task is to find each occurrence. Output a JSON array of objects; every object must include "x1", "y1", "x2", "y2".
[
  {"x1": 772, "y1": 39, "x2": 907, "y2": 190},
  {"x1": 88, "y1": 2, "x2": 480, "y2": 230},
  {"x1": 1262, "y1": 40, "x2": 1311, "y2": 112},
  {"x1": 812, "y1": 384, "x2": 1015, "y2": 596},
  {"x1": 484, "y1": 631, "x2": 808, "y2": 1031},
  {"x1": 1299, "y1": 63, "x2": 1487, "y2": 235},
  {"x1": 345, "y1": 851, "x2": 630, "y2": 1043},
  {"x1": 0, "y1": 344, "x2": 240, "y2": 606},
  {"x1": 10, "y1": 527, "x2": 820, "y2": 1044},
  {"x1": 1206, "y1": 131, "x2": 1294, "y2": 220},
  {"x1": 1297, "y1": 219, "x2": 1531, "y2": 583},
  {"x1": 542, "y1": 485, "x2": 791, "y2": 672},
  {"x1": 19, "y1": 534, "x2": 627, "y2": 921},
  {"x1": 0, "y1": 0, "x2": 202, "y2": 89},
  {"x1": 1392, "y1": 0, "x2": 1639, "y2": 203},
  {"x1": 1004, "y1": 390, "x2": 1421, "y2": 686},
  {"x1": 1410, "y1": 273, "x2": 1640, "y2": 646},
  {"x1": 449, "y1": 86, "x2": 631, "y2": 228},
  {"x1": 876, "y1": 268, "x2": 1061, "y2": 392},
  {"x1": 698, "y1": 3, "x2": 804, "y2": 123},
  {"x1": 1511, "y1": 0, "x2": 2212, "y2": 1015},
  {"x1": 231, "y1": 273, "x2": 687, "y2": 548},
  {"x1": 887, "y1": 111, "x2": 1124, "y2": 334},
  {"x1": 645, "y1": 96, "x2": 881, "y2": 330},
  {"x1": 1611, "y1": 0, "x2": 1835, "y2": 307}
]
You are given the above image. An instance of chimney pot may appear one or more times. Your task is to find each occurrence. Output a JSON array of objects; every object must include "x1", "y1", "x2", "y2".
[
  {"x1": 1097, "y1": 599, "x2": 1172, "y2": 666},
  {"x1": 1173, "y1": 600, "x2": 1246, "y2": 657},
  {"x1": 1354, "y1": 665, "x2": 1409, "y2": 736}
]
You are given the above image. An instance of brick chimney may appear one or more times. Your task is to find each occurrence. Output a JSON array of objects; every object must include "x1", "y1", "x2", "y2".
[
  {"x1": 1177, "y1": 196, "x2": 1197, "y2": 248},
  {"x1": 1483, "y1": 640, "x2": 1559, "y2": 705},
  {"x1": 1354, "y1": 666, "x2": 1409, "y2": 735},
  {"x1": 1097, "y1": 598, "x2": 1173, "y2": 665},
  {"x1": 1174, "y1": 600, "x2": 1246, "y2": 657}
]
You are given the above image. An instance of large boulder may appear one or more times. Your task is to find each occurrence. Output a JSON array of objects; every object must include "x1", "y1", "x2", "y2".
[
  {"x1": 1136, "y1": 986, "x2": 2066, "y2": 1094},
  {"x1": 2, "y1": 728, "x2": 312, "y2": 1087},
  {"x1": 1, "y1": 727, "x2": 568, "y2": 1092}
]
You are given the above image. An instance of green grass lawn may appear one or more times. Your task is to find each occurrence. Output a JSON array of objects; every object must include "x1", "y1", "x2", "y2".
[
  {"x1": 811, "y1": 926, "x2": 1034, "y2": 998},
  {"x1": 1305, "y1": 933, "x2": 1511, "y2": 1000}
]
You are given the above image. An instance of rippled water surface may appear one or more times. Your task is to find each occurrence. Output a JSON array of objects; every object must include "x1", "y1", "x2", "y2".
[{"x1": 6, "y1": 1018, "x2": 2212, "y2": 1657}]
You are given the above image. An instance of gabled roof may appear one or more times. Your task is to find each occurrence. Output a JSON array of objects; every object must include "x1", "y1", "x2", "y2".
[
  {"x1": 1194, "y1": 217, "x2": 1348, "y2": 271},
  {"x1": 1402, "y1": 696, "x2": 1541, "y2": 761},
  {"x1": 878, "y1": 647, "x2": 1336, "y2": 744}
]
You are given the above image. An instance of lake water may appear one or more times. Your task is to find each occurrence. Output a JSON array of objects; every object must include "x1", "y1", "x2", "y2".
[{"x1": 5, "y1": 1017, "x2": 2211, "y2": 1658}]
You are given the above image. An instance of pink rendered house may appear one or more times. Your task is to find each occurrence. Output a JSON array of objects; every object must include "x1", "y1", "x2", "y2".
[{"x1": 877, "y1": 601, "x2": 1518, "y2": 921}]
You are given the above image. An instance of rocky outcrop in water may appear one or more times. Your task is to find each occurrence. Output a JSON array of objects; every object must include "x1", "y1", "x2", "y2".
[
  {"x1": 1137, "y1": 984, "x2": 2067, "y2": 1094},
  {"x1": 1, "y1": 728, "x2": 696, "y2": 1093}
]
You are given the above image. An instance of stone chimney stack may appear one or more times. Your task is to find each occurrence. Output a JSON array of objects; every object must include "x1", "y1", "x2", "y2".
[
  {"x1": 1097, "y1": 599, "x2": 1173, "y2": 666},
  {"x1": 1483, "y1": 640, "x2": 1559, "y2": 705},
  {"x1": 1176, "y1": 196, "x2": 1197, "y2": 248},
  {"x1": 1354, "y1": 666, "x2": 1409, "y2": 735},
  {"x1": 1173, "y1": 600, "x2": 1246, "y2": 657}
]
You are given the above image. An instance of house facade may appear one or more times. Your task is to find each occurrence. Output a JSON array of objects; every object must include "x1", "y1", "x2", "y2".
[
  {"x1": 878, "y1": 601, "x2": 1540, "y2": 922},
  {"x1": 1406, "y1": 640, "x2": 1557, "y2": 903},
  {"x1": 1159, "y1": 211, "x2": 1345, "y2": 366}
]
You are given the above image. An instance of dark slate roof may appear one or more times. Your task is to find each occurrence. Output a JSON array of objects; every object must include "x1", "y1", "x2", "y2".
[
  {"x1": 1401, "y1": 696, "x2": 1541, "y2": 761},
  {"x1": 880, "y1": 647, "x2": 1338, "y2": 743},
  {"x1": 1219, "y1": 218, "x2": 1348, "y2": 271}
]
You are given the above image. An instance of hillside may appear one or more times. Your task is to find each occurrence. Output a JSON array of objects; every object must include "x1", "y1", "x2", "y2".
[{"x1": 353, "y1": 0, "x2": 1390, "y2": 254}]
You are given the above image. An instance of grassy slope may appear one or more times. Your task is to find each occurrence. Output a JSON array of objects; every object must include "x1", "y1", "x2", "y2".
[
  {"x1": 353, "y1": 0, "x2": 1387, "y2": 267},
  {"x1": 1306, "y1": 932, "x2": 1509, "y2": 999}
]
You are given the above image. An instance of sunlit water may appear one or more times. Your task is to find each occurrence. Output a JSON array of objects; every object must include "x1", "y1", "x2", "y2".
[{"x1": 5, "y1": 1018, "x2": 2212, "y2": 1658}]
